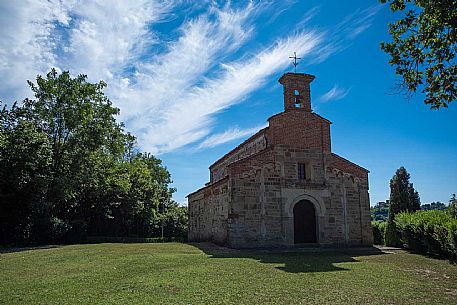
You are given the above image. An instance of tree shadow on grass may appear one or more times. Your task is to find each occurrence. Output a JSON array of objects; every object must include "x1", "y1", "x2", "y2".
[
  {"x1": 0, "y1": 245, "x2": 62, "y2": 254},
  {"x1": 193, "y1": 243, "x2": 387, "y2": 273}
]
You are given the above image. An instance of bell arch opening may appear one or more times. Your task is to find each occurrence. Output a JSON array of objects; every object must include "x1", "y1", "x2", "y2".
[{"x1": 293, "y1": 199, "x2": 317, "y2": 244}]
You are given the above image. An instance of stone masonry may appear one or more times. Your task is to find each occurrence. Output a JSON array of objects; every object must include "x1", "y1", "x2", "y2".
[{"x1": 187, "y1": 72, "x2": 373, "y2": 248}]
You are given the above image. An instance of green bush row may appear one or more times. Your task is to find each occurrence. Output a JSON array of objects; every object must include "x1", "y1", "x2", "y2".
[
  {"x1": 85, "y1": 236, "x2": 187, "y2": 244},
  {"x1": 371, "y1": 221, "x2": 387, "y2": 245},
  {"x1": 394, "y1": 210, "x2": 457, "y2": 260}
]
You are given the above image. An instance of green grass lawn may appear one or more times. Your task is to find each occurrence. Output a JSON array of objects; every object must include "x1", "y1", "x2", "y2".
[{"x1": 1, "y1": 243, "x2": 456, "y2": 304}]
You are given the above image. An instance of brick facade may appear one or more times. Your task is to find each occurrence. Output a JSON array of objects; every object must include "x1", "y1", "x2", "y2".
[{"x1": 187, "y1": 72, "x2": 373, "y2": 248}]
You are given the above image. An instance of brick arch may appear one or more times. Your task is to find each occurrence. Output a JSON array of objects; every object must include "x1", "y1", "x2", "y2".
[{"x1": 285, "y1": 192, "x2": 326, "y2": 217}]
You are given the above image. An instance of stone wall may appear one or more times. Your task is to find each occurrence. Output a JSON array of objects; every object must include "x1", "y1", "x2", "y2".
[
  {"x1": 274, "y1": 146, "x2": 332, "y2": 245},
  {"x1": 187, "y1": 72, "x2": 373, "y2": 248},
  {"x1": 187, "y1": 177, "x2": 230, "y2": 244},
  {"x1": 225, "y1": 145, "x2": 372, "y2": 247},
  {"x1": 226, "y1": 148, "x2": 283, "y2": 247},
  {"x1": 210, "y1": 130, "x2": 267, "y2": 183},
  {"x1": 273, "y1": 145, "x2": 372, "y2": 247},
  {"x1": 188, "y1": 113, "x2": 372, "y2": 248},
  {"x1": 325, "y1": 168, "x2": 373, "y2": 246},
  {"x1": 330, "y1": 153, "x2": 369, "y2": 181}
]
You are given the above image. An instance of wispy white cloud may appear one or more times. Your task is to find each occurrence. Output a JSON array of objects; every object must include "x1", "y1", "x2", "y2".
[
  {"x1": 265, "y1": 0, "x2": 297, "y2": 24},
  {"x1": 307, "y1": 4, "x2": 383, "y2": 64},
  {"x1": 0, "y1": 0, "x2": 174, "y2": 101},
  {"x1": 296, "y1": 6, "x2": 321, "y2": 28},
  {"x1": 197, "y1": 124, "x2": 268, "y2": 150},
  {"x1": 340, "y1": 4, "x2": 383, "y2": 40},
  {"x1": 64, "y1": 1, "x2": 174, "y2": 82},
  {"x1": 0, "y1": 2, "x2": 381, "y2": 155},
  {"x1": 103, "y1": 3, "x2": 261, "y2": 155},
  {"x1": 319, "y1": 85, "x2": 350, "y2": 102},
  {"x1": 137, "y1": 30, "x2": 323, "y2": 154},
  {"x1": 0, "y1": 0, "x2": 71, "y2": 101},
  {"x1": 113, "y1": 2, "x2": 257, "y2": 128}
]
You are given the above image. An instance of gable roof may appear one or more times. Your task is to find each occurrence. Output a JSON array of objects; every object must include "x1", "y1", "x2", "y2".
[{"x1": 209, "y1": 127, "x2": 268, "y2": 169}]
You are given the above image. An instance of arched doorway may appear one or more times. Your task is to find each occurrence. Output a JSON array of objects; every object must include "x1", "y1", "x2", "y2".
[{"x1": 293, "y1": 200, "x2": 317, "y2": 243}]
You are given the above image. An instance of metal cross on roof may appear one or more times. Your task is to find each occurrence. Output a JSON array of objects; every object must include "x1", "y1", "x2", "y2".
[{"x1": 289, "y1": 52, "x2": 301, "y2": 73}]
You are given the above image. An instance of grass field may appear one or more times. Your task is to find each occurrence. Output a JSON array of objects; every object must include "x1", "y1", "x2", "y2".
[{"x1": 1, "y1": 243, "x2": 456, "y2": 304}]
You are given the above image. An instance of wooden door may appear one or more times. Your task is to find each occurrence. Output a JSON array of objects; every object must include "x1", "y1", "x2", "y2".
[{"x1": 293, "y1": 200, "x2": 317, "y2": 243}]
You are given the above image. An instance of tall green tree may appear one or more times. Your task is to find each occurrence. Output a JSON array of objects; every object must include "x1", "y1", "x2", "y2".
[
  {"x1": 0, "y1": 106, "x2": 52, "y2": 243},
  {"x1": 449, "y1": 193, "x2": 457, "y2": 218},
  {"x1": 385, "y1": 166, "x2": 420, "y2": 246},
  {"x1": 22, "y1": 69, "x2": 128, "y2": 239},
  {"x1": 1, "y1": 69, "x2": 177, "y2": 245},
  {"x1": 380, "y1": 0, "x2": 457, "y2": 109},
  {"x1": 407, "y1": 183, "x2": 421, "y2": 211}
]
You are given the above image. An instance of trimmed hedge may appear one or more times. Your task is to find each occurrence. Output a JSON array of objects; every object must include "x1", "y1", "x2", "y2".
[
  {"x1": 395, "y1": 210, "x2": 457, "y2": 261},
  {"x1": 371, "y1": 221, "x2": 387, "y2": 245}
]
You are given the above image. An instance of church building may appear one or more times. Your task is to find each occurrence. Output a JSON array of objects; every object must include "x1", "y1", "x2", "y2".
[{"x1": 187, "y1": 72, "x2": 373, "y2": 248}]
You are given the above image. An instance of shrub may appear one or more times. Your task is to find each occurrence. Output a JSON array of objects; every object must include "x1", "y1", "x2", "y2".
[
  {"x1": 50, "y1": 217, "x2": 71, "y2": 242},
  {"x1": 385, "y1": 220, "x2": 402, "y2": 247},
  {"x1": 62, "y1": 220, "x2": 88, "y2": 244},
  {"x1": 371, "y1": 221, "x2": 386, "y2": 245},
  {"x1": 395, "y1": 210, "x2": 457, "y2": 261}
]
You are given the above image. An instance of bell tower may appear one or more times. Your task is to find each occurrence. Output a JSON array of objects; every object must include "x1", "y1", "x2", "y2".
[{"x1": 278, "y1": 73, "x2": 315, "y2": 112}]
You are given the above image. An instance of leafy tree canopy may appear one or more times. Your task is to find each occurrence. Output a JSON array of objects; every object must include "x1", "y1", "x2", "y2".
[
  {"x1": 385, "y1": 166, "x2": 420, "y2": 246},
  {"x1": 0, "y1": 69, "x2": 183, "y2": 245},
  {"x1": 421, "y1": 201, "x2": 447, "y2": 211},
  {"x1": 388, "y1": 166, "x2": 421, "y2": 218},
  {"x1": 380, "y1": 0, "x2": 457, "y2": 109},
  {"x1": 371, "y1": 203, "x2": 389, "y2": 221},
  {"x1": 449, "y1": 193, "x2": 457, "y2": 218}
]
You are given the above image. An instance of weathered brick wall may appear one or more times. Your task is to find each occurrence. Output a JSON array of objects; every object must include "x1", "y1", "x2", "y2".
[
  {"x1": 267, "y1": 110, "x2": 331, "y2": 152},
  {"x1": 187, "y1": 178, "x2": 230, "y2": 244},
  {"x1": 210, "y1": 130, "x2": 267, "y2": 183},
  {"x1": 330, "y1": 153, "x2": 369, "y2": 181},
  {"x1": 279, "y1": 72, "x2": 315, "y2": 111}
]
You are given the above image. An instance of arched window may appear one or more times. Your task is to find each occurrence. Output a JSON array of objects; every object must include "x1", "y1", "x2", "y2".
[{"x1": 294, "y1": 97, "x2": 301, "y2": 108}]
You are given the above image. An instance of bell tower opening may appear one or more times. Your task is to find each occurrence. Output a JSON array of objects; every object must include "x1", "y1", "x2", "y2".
[{"x1": 279, "y1": 73, "x2": 315, "y2": 112}]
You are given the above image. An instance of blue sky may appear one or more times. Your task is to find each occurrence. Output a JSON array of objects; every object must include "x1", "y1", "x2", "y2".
[{"x1": 1, "y1": 1, "x2": 456, "y2": 206}]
